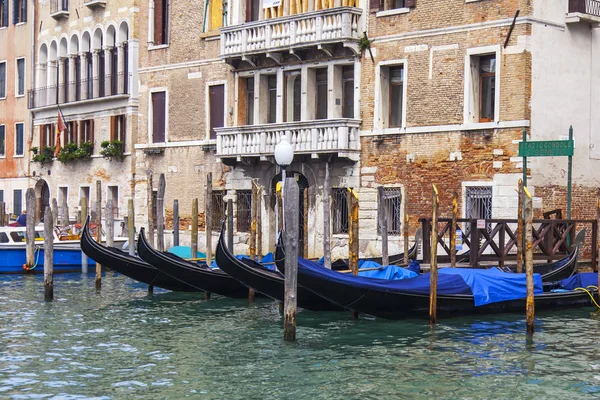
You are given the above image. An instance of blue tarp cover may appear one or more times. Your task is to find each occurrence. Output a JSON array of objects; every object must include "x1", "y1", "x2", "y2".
[
  {"x1": 298, "y1": 258, "x2": 544, "y2": 306},
  {"x1": 297, "y1": 256, "x2": 472, "y2": 296},
  {"x1": 439, "y1": 267, "x2": 543, "y2": 307},
  {"x1": 168, "y1": 246, "x2": 206, "y2": 259},
  {"x1": 357, "y1": 261, "x2": 418, "y2": 280},
  {"x1": 559, "y1": 272, "x2": 598, "y2": 290},
  {"x1": 211, "y1": 253, "x2": 276, "y2": 271}
]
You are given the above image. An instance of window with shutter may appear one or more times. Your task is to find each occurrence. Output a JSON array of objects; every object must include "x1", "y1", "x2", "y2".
[
  {"x1": 0, "y1": 125, "x2": 5, "y2": 157},
  {"x1": 151, "y1": 92, "x2": 166, "y2": 143},
  {"x1": 15, "y1": 123, "x2": 24, "y2": 155},
  {"x1": 0, "y1": 62, "x2": 6, "y2": 98},
  {"x1": 0, "y1": 0, "x2": 8, "y2": 27},
  {"x1": 153, "y1": 0, "x2": 169, "y2": 45},
  {"x1": 12, "y1": 0, "x2": 25, "y2": 23},
  {"x1": 209, "y1": 85, "x2": 225, "y2": 140}
]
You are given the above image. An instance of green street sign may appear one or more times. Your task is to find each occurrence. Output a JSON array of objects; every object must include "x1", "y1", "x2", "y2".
[{"x1": 518, "y1": 139, "x2": 574, "y2": 157}]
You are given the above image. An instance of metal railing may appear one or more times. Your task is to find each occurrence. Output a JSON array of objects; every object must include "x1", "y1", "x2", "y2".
[
  {"x1": 28, "y1": 73, "x2": 129, "y2": 109},
  {"x1": 50, "y1": 0, "x2": 69, "y2": 13},
  {"x1": 569, "y1": 0, "x2": 600, "y2": 16}
]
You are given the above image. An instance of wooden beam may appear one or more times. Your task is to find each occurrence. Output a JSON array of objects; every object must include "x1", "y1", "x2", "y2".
[
  {"x1": 323, "y1": 161, "x2": 332, "y2": 269},
  {"x1": 283, "y1": 176, "x2": 299, "y2": 341},
  {"x1": 517, "y1": 179, "x2": 523, "y2": 273},
  {"x1": 378, "y1": 186, "x2": 389, "y2": 267},
  {"x1": 25, "y1": 188, "x2": 36, "y2": 270},
  {"x1": 127, "y1": 198, "x2": 135, "y2": 257},
  {"x1": 523, "y1": 186, "x2": 535, "y2": 334},
  {"x1": 451, "y1": 192, "x2": 457, "y2": 268},
  {"x1": 191, "y1": 198, "x2": 199, "y2": 261},
  {"x1": 106, "y1": 199, "x2": 114, "y2": 248},
  {"x1": 157, "y1": 174, "x2": 166, "y2": 252},
  {"x1": 227, "y1": 199, "x2": 234, "y2": 251},
  {"x1": 82, "y1": 197, "x2": 89, "y2": 273},
  {"x1": 44, "y1": 206, "x2": 54, "y2": 301},
  {"x1": 205, "y1": 173, "x2": 213, "y2": 267},
  {"x1": 95, "y1": 180, "x2": 102, "y2": 290},
  {"x1": 147, "y1": 170, "x2": 154, "y2": 247},
  {"x1": 173, "y1": 199, "x2": 179, "y2": 247},
  {"x1": 429, "y1": 184, "x2": 439, "y2": 326},
  {"x1": 403, "y1": 189, "x2": 409, "y2": 265}
]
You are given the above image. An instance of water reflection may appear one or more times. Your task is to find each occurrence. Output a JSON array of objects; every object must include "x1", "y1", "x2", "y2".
[{"x1": 2, "y1": 273, "x2": 600, "y2": 399}]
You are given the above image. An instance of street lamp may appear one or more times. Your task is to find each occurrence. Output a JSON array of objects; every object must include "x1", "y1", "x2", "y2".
[{"x1": 274, "y1": 136, "x2": 294, "y2": 229}]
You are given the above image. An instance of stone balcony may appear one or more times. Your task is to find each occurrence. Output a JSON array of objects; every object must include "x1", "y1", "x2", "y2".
[
  {"x1": 220, "y1": 7, "x2": 362, "y2": 64},
  {"x1": 566, "y1": 0, "x2": 600, "y2": 23},
  {"x1": 215, "y1": 118, "x2": 361, "y2": 164}
]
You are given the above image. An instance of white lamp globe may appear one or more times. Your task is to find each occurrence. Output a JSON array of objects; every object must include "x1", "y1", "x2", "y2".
[{"x1": 274, "y1": 137, "x2": 294, "y2": 167}]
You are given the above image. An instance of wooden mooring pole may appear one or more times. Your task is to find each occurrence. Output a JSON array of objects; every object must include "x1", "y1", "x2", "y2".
[
  {"x1": 44, "y1": 206, "x2": 54, "y2": 301},
  {"x1": 95, "y1": 180, "x2": 102, "y2": 290},
  {"x1": 205, "y1": 173, "x2": 213, "y2": 266},
  {"x1": 523, "y1": 186, "x2": 535, "y2": 334},
  {"x1": 323, "y1": 161, "x2": 332, "y2": 269},
  {"x1": 378, "y1": 187, "x2": 389, "y2": 266},
  {"x1": 81, "y1": 197, "x2": 88, "y2": 273},
  {"x1": 173, "y1": 199, "x2": 180, "y2": 247},
  {"x1": 283, "y1": 177, "x2": 299, "y2": 341},
  {"x1": 403, "y1": 190, "x2": 409, "y2": 266},
  {"x1": 227, "y1": 199, "x2": 234, "y2": 251},
  {"x1": 51, "y1": 198, "x2": 58, "y2": 227},
  {"x1": 106, "y1": 199, "x2": 114, "y2": 248},
  {"x1": 61, "y1": 198, "x2": 69, "y2": 227},
  {"x1": 128, "y1": 198, "x2": 135, "y2": 257},
  {"x1": 0, "y1": 201, "x2": 5, "y2": 226},
  {"x1": 249, "y1": 180, "x2": 260, "y2": 302},
  {"x1": 191, "y1": 198, "x2": 199, "y2": 260},
  {"x1": 450, "y1": 192, "x2": 458, "y2": 268},
  {"x1": 517, "y1": 179, "x2": 524, "y2": 273},
  {"x1": 157, "y1": 174, "x2": 166, "y2": 252},
  {"x1": 430, "y1": 184, "x2": 439, "y2": 326},
  {"x1": 348, "y1": 188, "x2": 359, "y2": 319},
  {"x1": 205, "y1": 173, "x2": 213, "y2": 301},
  {"x1": 25, "y1": 188, "x2": 36, "y2": 270},
  {"x1": 147, "y1": 170, "x2": 155, "y2": 247}
]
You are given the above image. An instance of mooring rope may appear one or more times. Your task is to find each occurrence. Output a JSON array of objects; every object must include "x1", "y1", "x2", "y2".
[{"x1": 574, "y1": 286, "x2": 600, "y2": 310}]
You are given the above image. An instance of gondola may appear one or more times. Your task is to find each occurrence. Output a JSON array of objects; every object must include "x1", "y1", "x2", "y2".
[
  {"x1": 215, "y1": 225, "x2": 343, "y2": 311},
  {"x1": 276, "y1": 229, "x2": 583, "y2": 283},
  {"x1": 137, "y1": 227, "x2": 252, "y2": 298},
  {"x1": 80, "y1": 217, "x2": 200, "y2": 292},
  {"x1": 288, "y1": 254, "x2": 592, "y2": 320}
]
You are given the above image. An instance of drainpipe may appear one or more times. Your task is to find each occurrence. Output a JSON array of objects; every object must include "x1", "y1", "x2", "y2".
[{"x1": 27, "y1": 0, "x2": 37, "y2": 185}]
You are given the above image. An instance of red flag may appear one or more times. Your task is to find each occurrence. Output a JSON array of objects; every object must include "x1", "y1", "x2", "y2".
[{"x1": 55, "y1": 106, "x2": 67, "y2": 157}]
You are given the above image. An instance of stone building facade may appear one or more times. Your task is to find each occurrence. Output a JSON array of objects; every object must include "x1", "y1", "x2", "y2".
[
  {"x1": 27, "y1": 0, "x2": 139, "y2": 226},
  {"x1": 0, "y1": 0, "x2": 32, "y2": 220}
]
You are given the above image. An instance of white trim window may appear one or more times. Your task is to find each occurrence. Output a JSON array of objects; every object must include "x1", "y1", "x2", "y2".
[
  {"x1": 16, "y1": 57, "x2": 25, "y2": 97},
  {"x1": 464, "y1": 46, "x2": 501, "y2": 124},
  {"x1": 0, "y1": 124, "x2": 5, "y2": 157},
  {"x1": 0, "y1": 61, "x2": 6, "y2": 99},
  {"x1": 15, "y1": 122, "x2": 24, "y2": 156},
  {"x1": 375, "y1": 60, "x2": 407, "y2": 130},
  {"x1": 149, "y1": 89, "x2": 168, "y2": 143}
]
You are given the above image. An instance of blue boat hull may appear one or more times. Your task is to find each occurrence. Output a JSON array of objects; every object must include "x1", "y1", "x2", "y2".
[{"x1": 0, "y1": 247, "x2": 94, "y2": 274}]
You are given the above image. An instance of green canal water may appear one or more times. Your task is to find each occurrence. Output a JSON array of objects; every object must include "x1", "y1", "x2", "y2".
[{"x1": 2, "y1": 273, "x2": 600, "y2": 399}]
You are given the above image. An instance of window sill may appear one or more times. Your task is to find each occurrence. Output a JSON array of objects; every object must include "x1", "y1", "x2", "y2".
[
  {"x1": 376, "y1": 8, "x2": 410, "y2": 17},
  {"x1": 332, "y1": 233, "x2": 349, "y2": 239},
  {"x1": 0, "y1": 97, "x2": 6, "y2": 100},
  {"x1": 13, "y1": 155, "x2": 24, "y2": 158},
  {"x1": 200, "y1": 30, "x2": 220, "y2": 40},
  {"x1": 15, "y1": 22, "x2": 26, "y2": 26},
  {"x1": 15, "y1": 94, "x2": 25, "y2": 98},
  {"x1": 465, "y1": 0, "x2": 485, "y2": 3},
  {"x1": 148, "y1": 43, "x2": 169, "y2": 51}
]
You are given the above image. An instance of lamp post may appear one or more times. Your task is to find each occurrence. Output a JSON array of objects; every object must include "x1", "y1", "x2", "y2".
[{"x1": 274, "y1": 136, "x2": 294, "y2": 229}]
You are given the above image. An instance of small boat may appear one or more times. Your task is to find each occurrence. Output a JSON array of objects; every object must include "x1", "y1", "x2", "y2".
[
  {"x1": 215, "y1": 225, "x2": 343, "y2": 311},
  {"x1": 137, "y1": 227, "x2": 252, "y2": 298},
  {"x1": 80, "y1": 217, "x2": 200, "y2": 292},
  {"x1": 291, "y1": 255, "x2": 593, "y2": 320}
]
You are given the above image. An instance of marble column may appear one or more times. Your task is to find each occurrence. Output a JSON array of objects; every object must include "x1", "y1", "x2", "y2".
[
  {"x1": 103, "y1": 46, "x2": 114, "y2": 96},
  {"x1": 46, "y1": 60, "x2": 57, "y2": 106},
  {"x1": 68, "y1": 55, "x2": 77, "y2": 101},
  {"x1": 92, "y1": 49, "x2": 101, "y2": 98},
  {"x1": 79, "y1": 52, "x2": 89, "y2": 100},
  {"x1": 117, "y1": 43, "x2": 125, "y2": 94},
  {"x1": 57, "y1": 57, "x2": 66, "y2": 103}
]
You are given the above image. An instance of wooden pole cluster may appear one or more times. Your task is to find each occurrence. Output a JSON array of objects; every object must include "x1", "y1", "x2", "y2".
[
  {"x1": 95, "y1": 180, "x2": 102, "y2": 290},
  {"x1": 205, "y1": 173, "x2": 213, "y2": 267},
  {"x1": 523, "y1": 186, "x2": 535, "y2": 334},
  {"x1": 43, "y1": 206, "x2": 54, "y2": 301},
  {"x1": 378, "y1": 186, "x2": 389, "y2": 266},
  {"x1": 157, "y1": 174, "x2": 166, "y2": 252},
  {"x1": 25, "y1": 188, "x2": 36, "y2": 270},
  {"x1": 127, "y1": 198, "x2": 135, "y2": 257},
  {"x1": 403, "y1": 191, "x2": 409, "y2": 265},
  {"x1": 323, "y1": 161, "x2": 332, "y2": 269},
  {"x1": 429, "y1": 184, "x2": 439, "y2": 326},
  {"x1": 516, "y1": 179, "x2": 524, "y2": 273},
  {"x1": 147, "y1": 170, "x2": 155, "y2": 247},
  {"x1": 81, "y1": 196, "x2": 89, "y2": 273},
  {"x1": 283, "y1": 177, "x2": 299, "y2": 341},
  {"x1": 106, "y1": 199, "x2": 114, "y2": 248},
  {"x1": 191, "y1": 198, "x2": 199, "y2": 259},
  {"x1": 450, "y1": 192, "x2": 458, "y2": 268}
]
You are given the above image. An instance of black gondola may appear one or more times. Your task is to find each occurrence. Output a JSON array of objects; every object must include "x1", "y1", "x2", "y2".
[
  {"x1": 276, "y1": 229, "x2": 583, "y2": 283},
  {"x1": 137, "y1": 227, "x2": 252, "y2": 298},
  {"x1": 285, "y1": 251, "x2": 592, "y2": 320},
  {"x1": 215, "y1": 226, "x2": 343, "y2": 311},
  {"x1": 80, "y1": 217, "x2": 200, "y2": 292}
]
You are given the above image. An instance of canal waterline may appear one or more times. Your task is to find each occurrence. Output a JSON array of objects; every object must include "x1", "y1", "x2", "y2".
[{"x1": 2, "y1": 273, "x2": 600, "y2": 399}]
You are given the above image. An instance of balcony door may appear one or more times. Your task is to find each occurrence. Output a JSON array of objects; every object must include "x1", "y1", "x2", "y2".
[
  {"x1": 284, "y1": 71, "x2": 301, "y2": 122},
  {"x1": 246, "y1": 0, "x2": 260, "y2": 22},
  {"x1": 209, "y1": 84, "x2": 225, "y2": 140}
]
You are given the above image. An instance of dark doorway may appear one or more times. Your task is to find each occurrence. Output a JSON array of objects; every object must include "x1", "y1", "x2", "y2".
[
  {"x1": 271, "y1": 171, "x2": 309, "y2": 257},
  {"x1": 209, "y1": 84, "x2": 225, "y2": 140}
]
